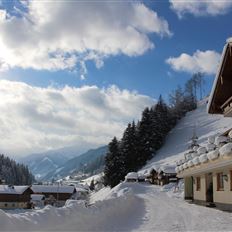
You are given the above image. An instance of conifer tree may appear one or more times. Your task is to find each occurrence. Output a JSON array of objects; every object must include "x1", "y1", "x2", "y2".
[
  {"x1": 121, "y1": 121, "x2": 139, "y2": 172},
  {"x1": 137, "y1": 107, "x2": 154, "y2": 167},
  {"x1": 104, "y1": 137, "x2": 125, "y2": 188}
]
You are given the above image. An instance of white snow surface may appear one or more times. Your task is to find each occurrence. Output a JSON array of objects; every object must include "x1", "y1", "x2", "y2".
[
  {"x1": 1, "y1": 101, "x2": 232, "y2": 231},
  {"x1": 2, "y1": 182, "x2": 232, "y2": 231},
  {"x1": 199, "y1": 153, "x2": 208, "y2": 163},
  {"x1": 215, "y1": 135, "x2": 229, "y2": 146},
  {"x1": 125, "y1": 172, "x2": 138, "y2": 180},
  {"x1": 0, "y1": 185, "x2": 29, "y2": 194},
  {"x1": 219, "y1": 143, "x2": 232, "y2": 157},
  {"x1": 158, "y1": 165, "x2": 176, "y2": 174},
  {"x1": 229, "y1": 130, "x2": 232, "y2": 139},
  {"x1": 31, "y1": 185, "x2": 75, "y2": 194},
  {"x1": 207, "y1": 149, "x2": 219, "y2": 160},
  {"x1": 142, "y1": 100, "x2": 232, "y2": 172}
]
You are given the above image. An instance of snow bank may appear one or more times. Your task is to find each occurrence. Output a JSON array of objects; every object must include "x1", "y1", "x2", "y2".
[
  {"x1": 0, "y1": 184, "x2": 144, "y2": 231},
  {"x1": 161, "y1": 180, "x2": 184, "y2": 199},
  {"x1": 219, "y1": 143, "x2": 232, "y2": 157}
]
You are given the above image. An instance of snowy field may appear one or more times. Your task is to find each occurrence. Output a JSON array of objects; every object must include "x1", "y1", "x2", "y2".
[{"x1": 1, "y1": 182, "x2": 232, "y2": 231}]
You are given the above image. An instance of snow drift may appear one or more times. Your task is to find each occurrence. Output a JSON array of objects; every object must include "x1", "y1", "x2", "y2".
[{"x1": 0, "y1": 184, "x2": 144, "y2": 231}]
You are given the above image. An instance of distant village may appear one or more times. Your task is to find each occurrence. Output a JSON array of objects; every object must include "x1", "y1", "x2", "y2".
[{"x1": 0, "y1": 165, "x2": 178, "y2": 210}]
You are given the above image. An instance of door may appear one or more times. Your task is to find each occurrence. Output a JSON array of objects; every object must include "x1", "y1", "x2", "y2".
[
  {"x1": 184, "y1": 177, "x2": 193, "y2": 200},
  {"x1": 206, "y1": 173, "x2": 213, "y2": 203}
]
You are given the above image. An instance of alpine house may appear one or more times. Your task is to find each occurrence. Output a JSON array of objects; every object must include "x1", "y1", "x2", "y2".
[{"x1": 176, "y1": 38, "x2": 232, "y2": 211}]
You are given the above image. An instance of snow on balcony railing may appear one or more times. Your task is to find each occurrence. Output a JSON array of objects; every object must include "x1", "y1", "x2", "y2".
[
  {"x1": 187, "y1": 160, "x2": 194, "y2": 168},
  {"x1": 219, "y1": 143, "x2": 232, "y2": 157},
  {"x1": 215, "y1": 136, "x2": 229, "y2": 146},
  {"x1": 206, "y1": 143, "x2": 216, "y2": 152},
  {"x1": 192, "y1": 157, "x2": 200, "y2": 165},
  {"x1": 199, "y1": 154, "x2": 208, "y2": 163},
  {"x1": 207, "y1": 149, "x2": 219, "y2": 161},
  {"x1": 197, "y1": 147, "x2": 207, "y2": 155},
  {"x1": 175, "y1": 132, "x2": 232, "y2": 174}
]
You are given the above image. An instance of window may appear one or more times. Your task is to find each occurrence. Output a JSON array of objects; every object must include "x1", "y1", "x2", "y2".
[
  {"x1": 4, "y1": 203, "x2": 8, "y2": 207},
  {"x1": 196, "y1": 177, "x2": 201, "y2": 191},
  {"x1": 217, "y1": 172, "x2": 224, "y2": 191}
]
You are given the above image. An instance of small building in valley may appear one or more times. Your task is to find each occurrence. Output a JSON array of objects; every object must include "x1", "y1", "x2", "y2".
[
  {"x1": 31, "y1": 185, "x2": 76, "y2": 207},
  {"x1": 177, "y1": 38, "x2": 232, "y2": 211},
  {"x1": 158, "y1": 165, "x2": 177, "y2": 186},
  {"x1": 31, "y1": 194, "x2": 45, "y2": 208},
  {"x1": 125, "y1": 172, "x2": 138, "y2": 182},
  {"x1": 0, "y1": 185, "x2": 33, "y2": 209}
]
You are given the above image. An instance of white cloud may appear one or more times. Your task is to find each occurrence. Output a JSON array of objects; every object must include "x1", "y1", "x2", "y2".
[
  {"x1": 170, "y1": 0, "x2": 232, "y2": 18},
  {"x1": 166, "y1": 50, "x2": 221, "y2": 75},
  {"x1": 0, "y1": 1, "x2": 171, "y2": 78},
  {"x1": 0, "y1": 80, "x2": 155, "y2": 156}
]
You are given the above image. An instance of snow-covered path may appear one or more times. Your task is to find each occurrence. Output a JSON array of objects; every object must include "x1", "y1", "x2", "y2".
[
  {"x1": 1, "y1": 183, "x2": 232, "y2": 231},
  {"x1": 130, "y1": 184, "x2": 232, "y2": 231}
]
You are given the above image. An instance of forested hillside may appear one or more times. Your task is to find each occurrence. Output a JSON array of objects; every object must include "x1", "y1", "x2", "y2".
[
  {"x1": 0, "y1": 154, "x2": 34, "y2": 185},
  {"x1": 104, "y1": 74, "x2": 203, "y2": 187}
]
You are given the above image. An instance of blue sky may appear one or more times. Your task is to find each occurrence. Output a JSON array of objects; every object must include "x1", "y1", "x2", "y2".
[{"x1": 0, "y1": 0, "x2": 231, "y2": 156}]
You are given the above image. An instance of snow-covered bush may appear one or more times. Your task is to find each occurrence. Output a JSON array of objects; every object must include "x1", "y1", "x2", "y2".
[
  {"x1": 215, "y1": 136, "x2": 228, "y2": 146},
  {"x1": 187, "y1": 160, "x2": 194, "y2": 167},
  {"x1": 193, "y1": 146, "x2": 199, "y2": 152},
  {"x1": 219, "y1": 143, "x2": 232, "y2": 157},
  {"x1": 208, "y1": 136, "x2": 215, "y2": 144},
  {"x1": 197, "y1": 147, "x2": 207, "y2": 155},
  {"x1": 175, "y1": 166, "x2": 179, "y2": 173},
  {"x1": 193, "y1": 157, "x2": 200, "y2": 165},
  {"x1": 207, "y1": 149, "x2": 219, "y2": 161},
  {"x1": 199, "y1": 154, "x2": 208, "y2": 163},
  {"x1": 206, "y1": 143, "x2": 216, "y2": 152},
  {"x1": 179, "y1": 165, "x2": 183, "y2": 171}
]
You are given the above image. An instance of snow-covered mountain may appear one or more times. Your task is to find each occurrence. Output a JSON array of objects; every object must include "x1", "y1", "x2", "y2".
[
  {"x1": 18, "y1": 146, "x2": 86, "y2": 180},
  {"x1": 43, "y1": 145, "x2": 108, "y2": 181},
  {"x1": 142, "y1": 99, "x2": 232, "y2": 172}
]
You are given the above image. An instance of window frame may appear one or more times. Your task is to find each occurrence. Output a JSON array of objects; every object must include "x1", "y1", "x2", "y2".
[{"x1": 217, "y1": 172, "x2": 224, "y2": 191}]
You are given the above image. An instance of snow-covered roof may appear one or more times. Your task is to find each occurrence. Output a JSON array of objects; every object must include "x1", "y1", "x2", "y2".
[
  {"x1": 138, "y1": 174, "x2": 146, "y2": 179},
  {"x1": 0, "y1": 185, "x2": 30, "y2": 195},
  {"x1": 75, "y1": 187, "x2": 89, "y2": 192},
  {"x1": 125, "y1": 172, "x2": 138, "y2": 180},
  {"x1": 31, "y1": 185, "x2": 75, "y2": 194},
  {"x1": 159, "y1": 165, "x2": 176, "y2": 174},
  {"x1": 207, "y1": 38, "x2": 232, "y2": 114},
  {"x1": 31, "y1": 194, "x2": 45, "y2": 201}
]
